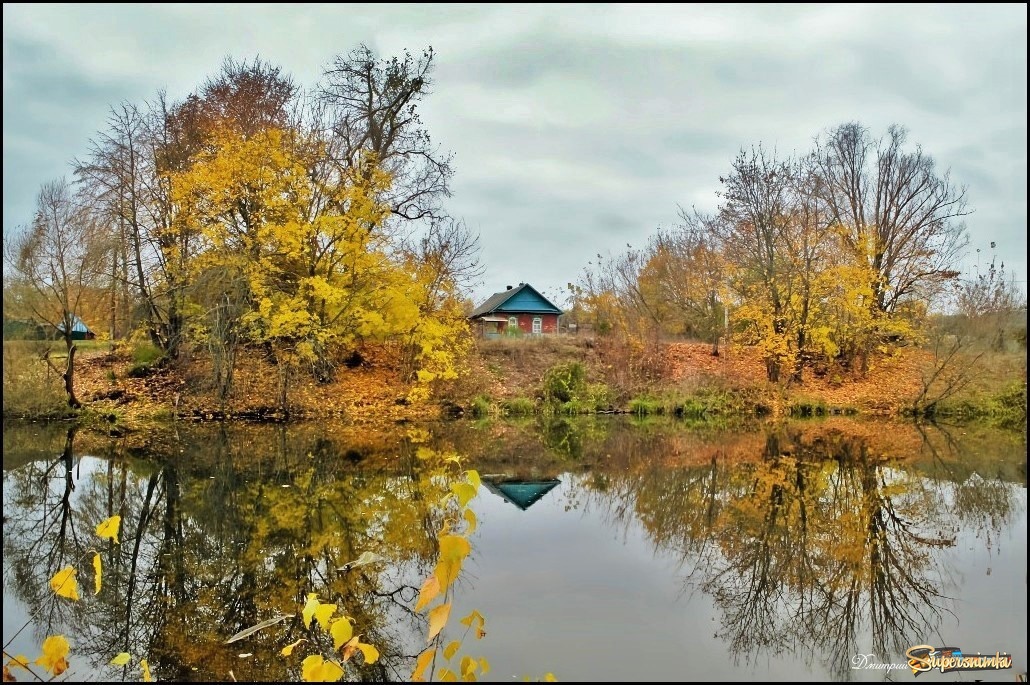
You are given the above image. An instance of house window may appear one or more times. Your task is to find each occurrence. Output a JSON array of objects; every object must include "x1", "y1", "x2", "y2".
[
  {"x1": 508, "y1": 316, "x2": 518, "y2": 331},
  {"x1": 532, "y1": 317, "x2": 542, "y2": 334}
]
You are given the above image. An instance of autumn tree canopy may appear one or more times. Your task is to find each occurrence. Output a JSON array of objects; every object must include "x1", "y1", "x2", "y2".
[
  {"x1": 580, "y1": 123, "x2": 980, "y2": 383},
  {"x1": 10, "y1": 46, "x2": 477, "y2": 408}
]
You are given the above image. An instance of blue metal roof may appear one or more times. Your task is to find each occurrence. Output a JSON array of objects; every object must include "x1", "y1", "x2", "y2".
[
  {"x1": 55, "y1": 315, "x2": 92, "y2": 334},
  {"x1": 469, "y1": 283, "x2": 563, "y2": 317},
  {"x1": 482, "y1": 478, "x2": 561, "y2": 510}
]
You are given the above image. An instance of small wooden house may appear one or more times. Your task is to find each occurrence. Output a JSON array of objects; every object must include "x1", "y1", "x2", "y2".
[{"x1": 469, "y1": 283, "x2": 563, "y2": 337}]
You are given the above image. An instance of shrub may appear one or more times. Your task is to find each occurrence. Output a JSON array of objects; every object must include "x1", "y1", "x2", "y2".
[
  {"x1": 471, "y1": 395, "x2": 494, "y2": 419},
  {"x1": 128, "y1": 342, "x2": 165, "y2": 377},
  {"x1": 542, "y1": 361, "x2": 587, "y2": 404},
  {"x1": 132, "y1": 342, "x2": 164, "y2": 365}
]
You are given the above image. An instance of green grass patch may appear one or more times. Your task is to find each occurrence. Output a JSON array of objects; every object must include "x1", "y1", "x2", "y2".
[
  {"x1": 132, "y1": 342, "x2": 164, "y2": 365},
  {"x1": 2, "y1": 341, "x2": 72, "y2": 418},
  {"x1": 501, "y1": 396, "x2": 536, "y2": 417},
  {"x1": 470, "y1": 395, "x2": 495, "y2": 419},
  {"x1": 128, "y1": 342, "x2": 165, "y2": 378},
  {"x1": 627, "y1": 387, "x2": 758, "y2": 419},
  {"x1": 788, "y1": 397, "x2": 830, "y2": 417},
  {"x1": 929, "y1": 381, "x2": 1027, "y2": 429}
]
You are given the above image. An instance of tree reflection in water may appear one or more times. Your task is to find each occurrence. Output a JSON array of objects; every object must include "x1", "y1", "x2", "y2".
[
  {"x1": 3, "y1": 423, "x2": 458, "y2": 681},
  {"x1": 586, "y1": 422, "x2": 1020, "y2": 679},
  {"x1": 2, "y1": 419, "x2": 1022, "y2": 681}
]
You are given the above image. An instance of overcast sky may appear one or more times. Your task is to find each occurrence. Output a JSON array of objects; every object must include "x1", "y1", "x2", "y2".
[{"x1": 3, "y1": 4, "x2": 1026, "y2": 306}]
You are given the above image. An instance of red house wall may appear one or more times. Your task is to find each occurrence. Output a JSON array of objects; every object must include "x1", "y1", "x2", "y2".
[{"x1": 505, "y1": 313, "x2": 559, "y2": 334}]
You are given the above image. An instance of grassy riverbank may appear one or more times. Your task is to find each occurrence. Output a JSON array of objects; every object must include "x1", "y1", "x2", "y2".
[{"x1": 3, "y1": 335, "x2": 1026, "y2": 431}]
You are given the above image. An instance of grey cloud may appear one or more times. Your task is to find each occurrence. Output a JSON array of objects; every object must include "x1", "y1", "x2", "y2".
[{"x1": 3, "y1": 4, "x2": 1026, "y2": 294}]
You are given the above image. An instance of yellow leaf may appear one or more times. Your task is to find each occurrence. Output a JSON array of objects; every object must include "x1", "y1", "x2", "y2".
[
  {"x1": 478, "y1": 658, "x2": 490, "y2": 675},
  {"x1": 415, "y1": 575, "x2": 440, "y2": 612},
  {"x1": 301, "y1": 655, "x2": 344, "y2": 682},
  {"x1": 35, "y1": 635, "x2": 70, "y2": 676},
  {"x1": 463, "y1": 508, "x2": 477, "y2": 535},
  {"x1": 93, "y1": 553, "x2": 102, "y2": 595},
  {"x1": 543, "y1": 673, "x2": 558, "y2": 681},
  {"x1": 280, "y1": 639, "x2": 305, "y2": 657},
  {"x1": 337, "y1": 551, "x2": 385, "y2": 571},
  {"x1": 439, "y1": 668, "x2": 458, "y2": 682},
  {"x1": 302, "y1": 593, "x2": 319, "y2": 629},
  {"x1": 341, "y1": 635, "x2": 362, "y2": 662},
  {"x1": 96, "y1": 515, "x2": 121, "y2": 543},
  {"x1": 110, "y1": 653, "x2": 131, "y2": 666},
  {"x1": 141, "y1": 659, "x2": 152, "y2": 682},
  {"x1": 427, "y1": 603, "x2": 451, "y2": 643},
  {"x1": 439, "y1": 535, "x2": 470, "y2": 562},
  {"x1": 450, "y1": 483, "x2": 476, "y2": 508},
  {"x1": 460, "y1": 655, "x2": 476, "y2": 677},
  {"x1": 49, "y1": 567, "x2": 79, "y2": 601},
  {"x1": 412, "y1": 648, "x2": 435, "y2": 682},
  {"x1": 7, "y1": 656, "x2": 29, "y2": 670},
  {"x1": 314, "y1": 603, "x2": 337, "y2": 630},
  {"x1": 466, "y1": 470, "x2": 481, "y2": 490},
  {"x1": 459, "y1": 610, "x2": 484, "y2": 628},
  {"x1": 434, "y1": 559, "x2": 460, "y2": 590},
  {"x1": 443, "y1": 640, "x2": 460, "y2": 660},
  {"x1": 330, "y1": 618, "x2": 353, "y2": 650},
  {"x1": 356, "y1": 642, "x2": 379, "y2": 665},
  {"x1": 3, "y1": 657, "x2": 29, "y2": 684},
  {"x1": 435, "y1": 535, "x2": 471, "y2": 589},
  {"x1": 462, "y1": 673, "x2": 476, "y2": 682}
]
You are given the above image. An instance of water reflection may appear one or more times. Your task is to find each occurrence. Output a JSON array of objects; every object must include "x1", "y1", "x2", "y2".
[
  {"x1": 3, "y1": 418, "x2": 1025, "y2": 682},
  {"x1": 594, "y1": 429, "x2": 990, "y2": 678},
  {"x1": 3, "y1": 423, "x2": 456, "y2": 681}
]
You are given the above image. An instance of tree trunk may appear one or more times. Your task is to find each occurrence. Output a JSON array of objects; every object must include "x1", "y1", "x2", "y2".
[{"x1": 62, "y1": 337, "x2": 82, "y2": 409}]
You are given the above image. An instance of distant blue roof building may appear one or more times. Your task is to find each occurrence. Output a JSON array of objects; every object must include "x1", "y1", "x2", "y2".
[
  {"x1": 469, "y1": 282, "x2": 564, "y2": 337},
  {"x1": 55, "y1": 315, "x2": 96, "y2": 340}
]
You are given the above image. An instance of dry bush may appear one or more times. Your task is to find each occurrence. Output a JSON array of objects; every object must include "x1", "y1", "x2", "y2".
[{"x1": 2, "y1": 341, "x2": 69, "y2": 416}]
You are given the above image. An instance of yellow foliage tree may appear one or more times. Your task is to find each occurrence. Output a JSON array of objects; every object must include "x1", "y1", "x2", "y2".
[{"x1": 170, "y1": 126, "x2": 469, "y2": 408}]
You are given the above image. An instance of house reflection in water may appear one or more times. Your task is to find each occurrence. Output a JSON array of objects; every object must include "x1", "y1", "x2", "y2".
[{"x1": 481, "y1": 477, "x2": 561, "y2": 511}]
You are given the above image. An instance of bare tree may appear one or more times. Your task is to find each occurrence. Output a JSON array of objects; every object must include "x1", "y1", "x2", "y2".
[
  {"x1": 956, "y1": 252, "x2": 1027, "y2": 351},
  {"x1": 196, "y1": 56, "x2": 296, "y2": 137},
  {"x1": 402, "y1": 218, "x2": 484, "y2": 302},
  {"x1": 4, "y1": 179, "x2": 108, "y2": 408},
  {"x1": 319, "y1": 45, "x2": 454, "y2": 227},
  {"x1": 812, "y1": 122, "x2": 969, "y2": 314},
  {"x1": 76, "y1": 103, "x2": 164, "y2": 346},
  {"x1": 75, "y1": 97, "x2": 199, "y2": 356}
]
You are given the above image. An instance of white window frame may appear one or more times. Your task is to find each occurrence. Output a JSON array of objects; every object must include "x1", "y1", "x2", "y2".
[
  {"x1": 532, "y1": 316, "x2": 542, "y2": 334},
  {"x1": 508, "y1": 316, "x2": 518, "y2": 330}
]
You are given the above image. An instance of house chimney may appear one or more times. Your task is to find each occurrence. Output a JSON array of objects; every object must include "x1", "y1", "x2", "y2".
[{"x1": 506, "y1": 285, "x2": 513, "y2": 290}]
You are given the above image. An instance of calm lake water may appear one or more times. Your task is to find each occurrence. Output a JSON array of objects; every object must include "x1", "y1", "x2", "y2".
[{"x1": 3, "y1": 417, "x2": 1026, "y2": 682}]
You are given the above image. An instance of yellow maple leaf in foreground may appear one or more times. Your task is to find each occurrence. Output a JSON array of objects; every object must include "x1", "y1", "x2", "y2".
[
  {"x1": 301, "y1": 655, "x2": 344, "y2": 682},
  {"x1": 35, "y1": 635, "x2": 70, "y2": 676},
  {"x1": 49, "y1": 567, "x2": 79, "y2": 601},
  {"x1": 96, "y1": 515, "x2": 121, "y2": 543}
]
